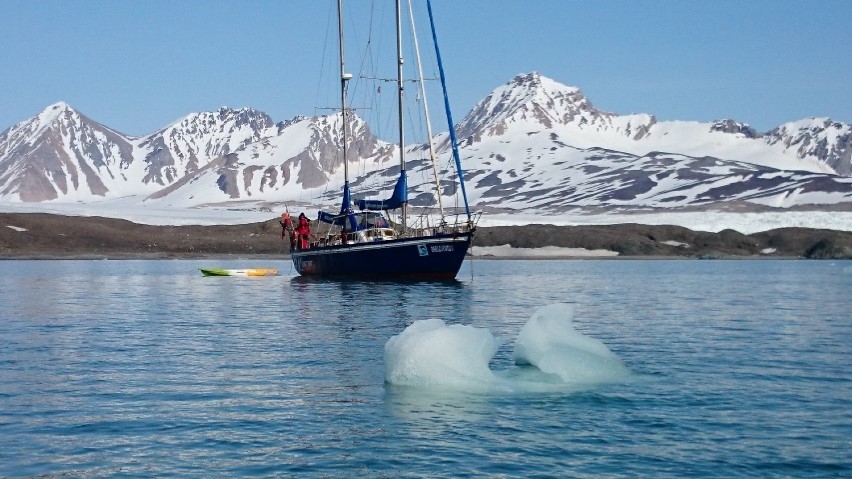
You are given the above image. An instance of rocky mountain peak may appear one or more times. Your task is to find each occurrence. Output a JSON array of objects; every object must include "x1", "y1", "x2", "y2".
[
  {"x1": 710, "y1": 119, "x2": 761, "y2": 139},
  {"x1": 0, "y1": 102, "x2": 136, "y2": 201},
  {"x1": 31, "y1": 101, "x2": 70, "y2": 121},
  {"x1": 38, "y1": 101, "x2": 73, "y2": 123},
  {"x1": 506, "y1": 71, "x2": 588, "y2": 108},
  {"x1": 1, "y1": 102, "x2": 125, "y2": 156},
  {"x1": 765, "y1": 117, "x2": 852, "y2": 175},
  {"x1": 4, "y1": 102, "x2": 78, "y2": 140},
  {"x1": 162, "y1": 107, "x2": 273, "y2": 136},
  {"x1": 135, "y1": 106, "x2": 279, "y2": 186},
  {"x1": 456, "y1": 72, "x2": 596, "y2": 141}
]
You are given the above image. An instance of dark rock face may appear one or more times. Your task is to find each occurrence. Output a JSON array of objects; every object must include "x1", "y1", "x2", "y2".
[
  {"x1": 803, "y1": 239, "x2": 847, "y2": 259},
  {"x1": 472, "y1": 223, "x2": 852, "y2": 259},
  {"x1": 710, "y1": 119, "x2": 761, "y2": 139},
  {"x1": 750, "y1": 228, "x2": 852, "y2": 259},
  {"x1": 1, "y1": 213, "x2": 851, "y2": 259},
  {"x1": 0, "y1": 213, "x2": 287, "y2": 258}
]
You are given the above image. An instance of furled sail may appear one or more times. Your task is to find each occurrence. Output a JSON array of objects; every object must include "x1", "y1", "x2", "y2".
[{"x1": 356, "y1": 172, "x2": 408, "y2": 211}]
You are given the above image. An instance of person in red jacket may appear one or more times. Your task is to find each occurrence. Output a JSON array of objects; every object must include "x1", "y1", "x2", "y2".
[
  {"x1": 280, "y1": 212, "x2": 295, "y2": 250},
  {"x1": 294, "y1": 213, "x2": 311, "y2": 250}
]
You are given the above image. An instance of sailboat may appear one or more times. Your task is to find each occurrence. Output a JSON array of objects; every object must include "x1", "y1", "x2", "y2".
[{"x1": 290, "y1": 0, "x2": 478, "y2": 280}]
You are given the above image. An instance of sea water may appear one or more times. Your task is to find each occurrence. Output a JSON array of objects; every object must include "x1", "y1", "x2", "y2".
[{"x1": 0, "y1": 259, "x2": 849, "y2": 477}]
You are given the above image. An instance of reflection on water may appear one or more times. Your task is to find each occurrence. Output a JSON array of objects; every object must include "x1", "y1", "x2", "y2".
[
  {"x1": 289, "y1": 275, "x2": 472, "y2": 332},
  {"x1": 384, "y1": 384, "x2": 490, "y2": 425}
]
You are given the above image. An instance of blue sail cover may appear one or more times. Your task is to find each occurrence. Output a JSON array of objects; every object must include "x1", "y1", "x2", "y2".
[
  {"x1": 357, "y1": 172, "x2": 407, "y2": 211},
  {"x1": 318, "y1": 182, "x2": 358, "y2": 230},
  {"x1": 340, "y1": 182, "x2": 352, "y2": 213}
]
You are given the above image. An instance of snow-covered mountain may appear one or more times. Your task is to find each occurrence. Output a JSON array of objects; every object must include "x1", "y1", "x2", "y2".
[
  {"x1": 455, "y1": 72, "x2": 849, "y2": 175},
  {"x1": 0, "y1": 103, "x2": 282, "y2": 202},
  {"x1": 138, "y1": 107, "x2": 275, "y2": 186},
  {"x1": 147, "y1": 112, "x2": 390, "y2": 206},
  {"x1": 1, "y1": 73, "x2": 850, "y2": 213},
  {"x1": 437, "y1": 72, "x2": 852, "y2": 212},
  {"x1": 0, "y1": 102, "x2": 136, "y2": 201},
  {"x1": 764, "y1": 118, "x2": 852, "y2": 176}
]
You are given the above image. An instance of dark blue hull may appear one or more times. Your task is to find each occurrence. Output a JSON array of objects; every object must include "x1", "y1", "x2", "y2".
[{"x1": 291, "y1": 232, "x2": 472, "y2": 279}]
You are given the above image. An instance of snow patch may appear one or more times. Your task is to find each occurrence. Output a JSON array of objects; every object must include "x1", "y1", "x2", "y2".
[
  {"x1": 477, "y1": 210, "x2": 852, "y2": 234},
  {"x1": 472, "y1": 244, "x2": 618, "y2": 257}
]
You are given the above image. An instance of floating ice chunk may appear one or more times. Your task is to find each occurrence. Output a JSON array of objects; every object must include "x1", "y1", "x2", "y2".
[
  {"x1": 384, "y1": 318, "x2": 499, "y2": 390},
  {"x1": 513, "y1": 303, "x2": 629, "y2": 383},
  {"x1": 383, "y1": 305, "x2": 630, "y2": 394}
]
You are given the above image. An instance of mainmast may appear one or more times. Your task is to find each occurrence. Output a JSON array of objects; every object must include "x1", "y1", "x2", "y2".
[
  {"x1": 338, "y1": 0, "x2": 352, "y2": 213},
  {"x1": 395, "y1": 0, "x2": 407, "y2": 229}
]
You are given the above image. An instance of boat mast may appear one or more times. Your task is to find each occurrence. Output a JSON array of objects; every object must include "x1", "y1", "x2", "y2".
[
  {"x1": 395, "y1": 0, "x2": 407, "y2": 229},
  {"x1": 407, "y1": 0, "x2": 445, "y2": 221},
  {"x1": 338, "y1": 0, "x2": 352, "y2": 213}
]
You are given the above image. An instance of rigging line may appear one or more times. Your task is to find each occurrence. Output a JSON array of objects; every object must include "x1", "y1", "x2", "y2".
[
  {"x1": 349, "y1": 0, "x2": 376, "y2": 126},
  {"x1": 426, "y1": 0, "x2": 470, "y2": 221},
  {"x1": 313, "y1": 0, "x2": 336, "y2": 118},
  {"x1": 354, "y1": 0, "x2": 376, "y2": 94},
  {"x1": 350, "y1": 1, "x2": 387, "y2": 186},
  {"x1": 404, "y1": 100, "x2": 423, "y2": 145},
  {"x1": 361, "y1": 0, "x2": 388, "y2": 143},
  {"x1": 360, "y1": 75, "x2": 435, "y2": 83},
  {"x1": 310, "y1": 1, "x2": 341, "y2": 213}
]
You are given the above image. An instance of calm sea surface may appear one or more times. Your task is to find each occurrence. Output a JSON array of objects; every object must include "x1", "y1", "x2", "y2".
[{"x1": 0, "y1": 259, "x2": 849, "y2": 478}]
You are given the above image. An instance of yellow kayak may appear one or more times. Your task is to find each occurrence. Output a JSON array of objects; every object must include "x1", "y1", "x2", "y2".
[{"x1": 200, "y1": 268, "x2": 279, "y2": 277}]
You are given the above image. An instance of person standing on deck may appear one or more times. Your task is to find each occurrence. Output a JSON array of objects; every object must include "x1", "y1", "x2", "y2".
[{"x1": 294, "y1": 213, "x2": 311, "y2": 250}]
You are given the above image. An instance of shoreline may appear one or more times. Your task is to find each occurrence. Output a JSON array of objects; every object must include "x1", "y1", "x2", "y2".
[{"x1": 2, "y1": 212, "x2": 852, "y2": 260}]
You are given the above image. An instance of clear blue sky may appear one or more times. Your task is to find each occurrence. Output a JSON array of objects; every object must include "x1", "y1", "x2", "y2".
[{"x1": 2, "y1": 0, "x2": 849, "y2": 136}]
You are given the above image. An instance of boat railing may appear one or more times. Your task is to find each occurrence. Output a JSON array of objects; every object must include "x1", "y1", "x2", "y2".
[
  {"x1": 310, "y1": 210, "x2": 480, "y2": 248},
  {"x1": 400, "y1": 211, "x2": 480, "y2": 239}
]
